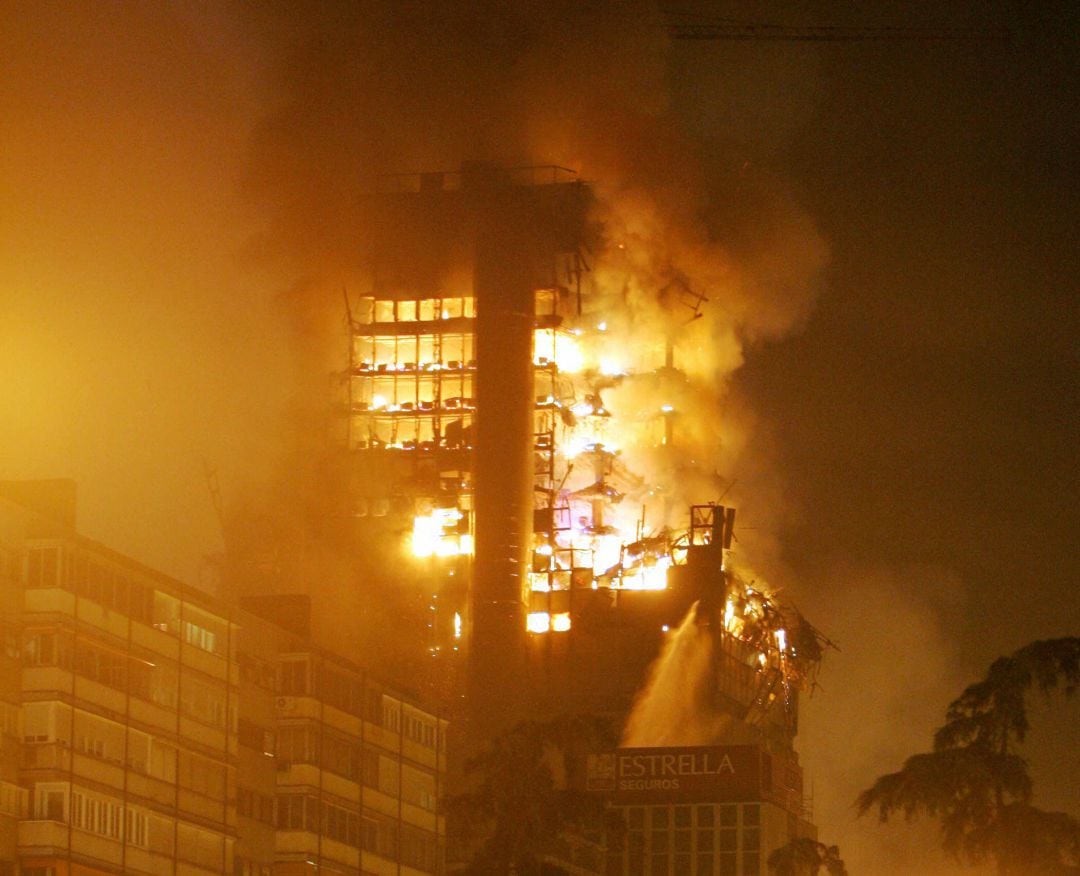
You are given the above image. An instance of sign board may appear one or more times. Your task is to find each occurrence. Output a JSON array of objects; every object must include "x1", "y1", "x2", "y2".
[{"x1": 587, "y1": 746, "x2": 764, "y2": 803}]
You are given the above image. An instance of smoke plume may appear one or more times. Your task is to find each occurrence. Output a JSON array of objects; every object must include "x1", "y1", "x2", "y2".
[{"x1": 232, "y1": 2, "x2": 828, "y2": 621}]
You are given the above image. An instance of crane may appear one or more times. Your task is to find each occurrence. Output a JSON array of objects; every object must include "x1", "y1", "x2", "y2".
[{"x1": 663, "y1": 11, "x2": 1009, "y2": 43}]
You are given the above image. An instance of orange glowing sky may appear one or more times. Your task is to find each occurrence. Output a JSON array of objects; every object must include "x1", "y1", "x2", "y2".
[{"x1": 1, "y1": 3, "x2": 1076, "y2": 872}]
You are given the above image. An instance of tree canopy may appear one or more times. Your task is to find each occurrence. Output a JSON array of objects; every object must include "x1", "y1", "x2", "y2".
[
  {"x1": 448, "y1": 713, "x2": 619, "y2": 874},
  {"x1": 767, "y1": 836, "x2": 848, "y2": 876},
  {"x1": 857, "y1": 637, "x2": 1080, "y2": 874}
]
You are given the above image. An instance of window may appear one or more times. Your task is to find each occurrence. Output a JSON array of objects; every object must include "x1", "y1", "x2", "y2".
[
  {"x1": 126, "y1": 807, "x2": 149, "y2": 847},
  {"x1": 238, "y1": 787, "x2": 275, "y2": 825},
  {"x1": 183, "y1": 620, "x2": 216, "y2": 653},
  {"x1": 148, "y1": 738, "x2": 177, "y2": 782},
  {"x1": 77, "y1": 559, "x2": 131, "y2": 611},
  {"x1": 360, "y1": 812, "x2": 398, "y2": 859},
  {"x1": 363, "y1": 687, "x2": 383, "y2": 724},
  {"x1": 238, "y1": 652, "x2": 277, "y2": 691},
  {"x1": 151, "y1": 665, "x2": 178, "y2": 709},
  {"x1": 25, "y1": 547, "x2": 60, "y2": 588},
  {"x1": 279, "y1": 659, "x2": 309, "y2": 695},
  {"x1": 0, "y1": 781, "x2": 27, "y2": 817},
  {"x1": 179, "y1": 677, "x2": 226, "y2": 728},
  {"x1": 404, "y1": 712, "x2": 436, "y2": 748},
  {"x1": 374, "y1": 300, "x2": 394, "y2": 323},
  {"x1": 355, "y1": 297, "x2": 375, "y2": 324},
  {"x1": 319, "y1": 665, "x2": 363, "y2": 716},
  {"x1": 129, "y1": 659, "x2": 178, "y2": 709},
  {"x1": 362, "y1": 748, "x2": 379, "y2": 788},
  {"x1": 74, "y1": 639, "x2": 127, "y2": 690},
  {"x1": 401, "y1": 825, "x2": 438, "y2": 872},
  {"x1": 322, "y1": 730, "x2": 360, "y2": 780},
  {"x1": 627, "y1": 832, "x2": 645, "y2": 876},
  {"x1": 402, "y1": 764, "x2": 436, "y2": 812},
  {"x1": 73, "y1": 710, "x2": 124, "y2": 762},
  {"x1": 147, "y1": 812, "x2": 176, "y2": 855},
  {"x1": 377, "y1": 752, "x2": 400, "y2": 796},
  {"x1": 322, "y1": 800, "x2": 357, "y2": 844},
  {"x1": 23, "y1": 630, "x2": 72, "y2": 668},
  {"x1": 177, "y1": 823, "x2": 224, "y2": 870},
  {"x1": 182, "y1": 605, "x2": 226, "y2": 656},
  {"x1": 0, "y1": 627, "x2": 17, "y2": 661},
  {"x1": 127, "y1": 728, "x2": 150, "y2": 773},
  {"x1": 238, "y1": 719, "x2": 274, "y2": 755},
  {"x1": 276, "y1": 725, "x2": 314, "y2": 764},
  {"x1": 361, "y1": 816, "x2": 378, "y2": 851},
  {"x1": 129, "y1": 580, "x2": 153, "y2": 623},
  {"x1": 382, "y1": 696, "x2": 400, "y2": 733},
  {"x1": 178, "y1": 750, "x2": 226, "y2": 799},
  {"x1": 151, "y1": 590, "x2": 180, "y2": 635},
  {"x1": 276, "y1": 794, "x2": 316, "y2": 832},
  {"x1": 34, "y1": 782, "x2": 67, "y2": 821},
  {"x1": 23, "y1": 701, "x2": 69, "y2": 744}
]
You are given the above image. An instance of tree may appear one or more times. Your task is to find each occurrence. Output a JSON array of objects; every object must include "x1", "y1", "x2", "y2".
[
  {"x1": 767, "y1": 837, "x2": 847, "y2": 876},
  {"x1": 857, "y1": 637, "x2": 1080, "y2": 875},
  {"x1": 448, "y1": 714, "x2": 619, "y2": 874}
]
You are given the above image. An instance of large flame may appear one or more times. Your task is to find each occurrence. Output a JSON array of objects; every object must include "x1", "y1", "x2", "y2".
[{"x1": 411, "y1": 507, "x2": 473, "y2": 558}]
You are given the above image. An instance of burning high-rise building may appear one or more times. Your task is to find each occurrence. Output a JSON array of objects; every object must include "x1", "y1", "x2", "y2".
[
  {"x1": 345, "y1": 163, "x2": 591, "y2": 725},
  {"x1": 342, "y1": 162, "x2": 825, "y2": 725},
  {"x1": 337, "y1": 162, "x2": 828, "y2": 872}
]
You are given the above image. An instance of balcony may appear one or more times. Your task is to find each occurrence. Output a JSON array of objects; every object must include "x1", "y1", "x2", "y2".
[{"x1": 18, "y1": 818, "x2": 69, "y2": 853}]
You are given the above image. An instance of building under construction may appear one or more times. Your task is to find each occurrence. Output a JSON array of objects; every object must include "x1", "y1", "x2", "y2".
[{"x1": 341, "y1": 165, "x2": 825, "y2": 873}]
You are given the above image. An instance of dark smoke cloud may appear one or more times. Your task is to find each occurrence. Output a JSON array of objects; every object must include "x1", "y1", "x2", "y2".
[
  {"x1": 228, "y1": 0, "x2": 827, "y2": 658},
  {"x1": 0, "y1": 0, "x2": 828, "y2": 700}
]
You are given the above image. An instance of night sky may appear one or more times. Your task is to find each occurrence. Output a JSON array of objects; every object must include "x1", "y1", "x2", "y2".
[{"x1": 1, "y1": 2, "x2": 1076, "y2": 872}]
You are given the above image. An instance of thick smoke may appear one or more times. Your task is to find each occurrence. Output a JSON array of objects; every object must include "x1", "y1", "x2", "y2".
[
  {"x1": 799, "y1": 566, "x2": 983, "y2": 875},
  {"x1": 233, "y1": 2, "x2": 828, "y2": 621},
  {"x1": 0, "y1": 0, "x2": 829, "y2": 738}
]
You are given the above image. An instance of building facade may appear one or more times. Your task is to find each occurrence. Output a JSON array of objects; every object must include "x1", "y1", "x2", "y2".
[
  {"x1": 590, "y1": 745, "x2": 814, "y2": 876},
  {"x1": 0, "y1": 481, "x2": 446, "y2": 876}
]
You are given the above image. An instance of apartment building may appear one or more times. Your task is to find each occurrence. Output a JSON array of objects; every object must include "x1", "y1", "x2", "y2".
[
  {"x1": 238, "y1": 605, "x2": 447, "y2": 876},
  {"x1": 0, "y1": 481, "x2": 446, "y2": 876}
]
